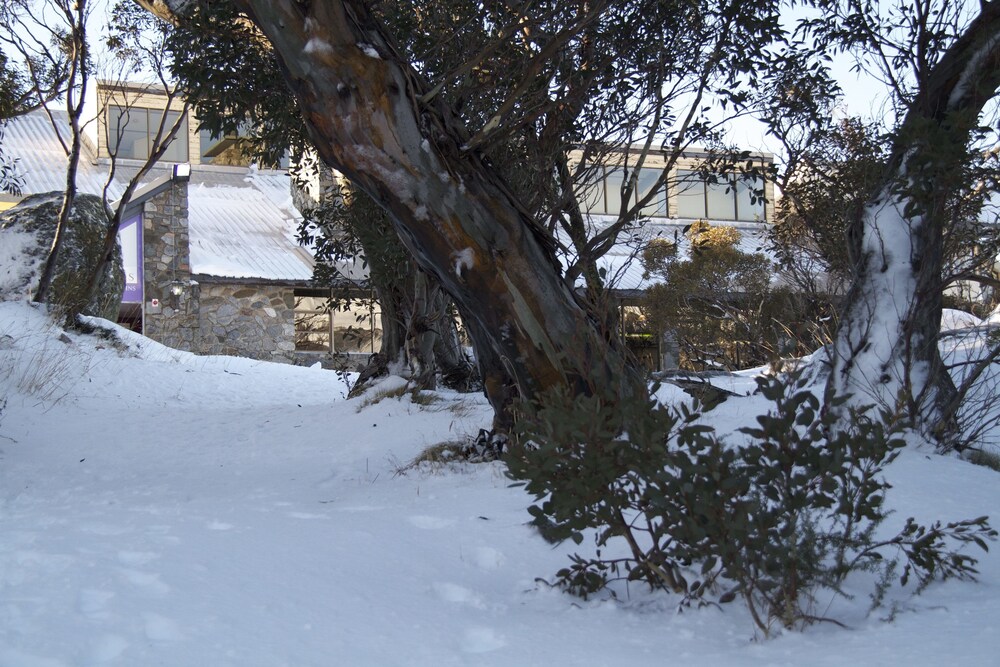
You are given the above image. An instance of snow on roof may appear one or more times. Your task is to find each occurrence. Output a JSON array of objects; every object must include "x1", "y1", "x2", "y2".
[
  {"x1": 577, "y1": 216, "x2": 775, "y2": 293},
  {"x1": 2, "y1": 109, "x2": 124, "y2": 201},
  {"x1": 2, "y1": 110, "x2": 319, "y2": 283},
  {"x1": 186, "y1": 168, "x2": 314, "y2": 282}
]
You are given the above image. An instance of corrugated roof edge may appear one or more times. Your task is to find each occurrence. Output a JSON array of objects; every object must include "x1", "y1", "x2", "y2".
[
  {"x1": 117, "y1": 174, "x2": 174, "y2": 219},
  {"x1": 192, "y1": 274, "x2": 369, "y2": 289}
]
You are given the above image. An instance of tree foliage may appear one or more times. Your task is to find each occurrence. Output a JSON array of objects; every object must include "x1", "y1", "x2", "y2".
[
  {"x1": 509, "y1": 369, "x2": 997, "y2": 636},
  {"x1": 642, "y1": 223, "x2": 806, "y2": 370}
]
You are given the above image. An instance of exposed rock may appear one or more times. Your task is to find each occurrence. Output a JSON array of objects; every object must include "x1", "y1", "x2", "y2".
[{"x1": 0, "y1": 192, "x2": 124, "y2": 320}]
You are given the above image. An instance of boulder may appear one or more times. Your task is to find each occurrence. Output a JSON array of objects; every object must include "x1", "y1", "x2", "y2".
[{"x1": 0, "y1": 192, "x2": 124, "y2": 320}]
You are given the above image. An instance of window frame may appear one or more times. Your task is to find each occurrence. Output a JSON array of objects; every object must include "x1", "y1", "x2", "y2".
[{"x1": 106, "y1": 105, "x2": 189, "y2": 162}]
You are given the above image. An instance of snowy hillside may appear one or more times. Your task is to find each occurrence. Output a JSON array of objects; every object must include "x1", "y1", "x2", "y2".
[{"x1": 1, "y1": 300, "x2": 998, "y2": 666}]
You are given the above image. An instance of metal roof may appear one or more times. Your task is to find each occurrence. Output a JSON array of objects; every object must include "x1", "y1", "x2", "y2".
[
  {"x1": 2, "y1": 110, "x2": 319, "y2": 283},
  {"x1": 571, "y1": 216, "x2": 775, "y2": 293},
  {"x1": 187, "y1": 168, "x2": 314, "y2": 281},
  {"x1": 1, "y1": 109, "x2": 124, "y2": 200}
]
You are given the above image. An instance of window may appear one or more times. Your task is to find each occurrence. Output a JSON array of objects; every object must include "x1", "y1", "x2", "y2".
[
  {"x1": 294, "y1": 295, "x2": 382, "y2": 354},
  {"x1": 107, "y1": 105, "x2": 188, "y2": 161},
  {"x1": 676, "y1": 170, "x2": 707, "y2": 219},
  {"x1": 579, "y1": 165, "x2": 667, "y2": 217},
  {"x1": 675, "y1": 169, "x2": 765, "y2": 221},
  {"x1": 635, "y1": 167, "x2": 667, "y2": 218},
  {"x1": 200, "y1": 128, "x2": 250, "y2": 167}
]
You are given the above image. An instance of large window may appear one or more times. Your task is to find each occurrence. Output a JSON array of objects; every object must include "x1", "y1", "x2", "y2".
[
  {"x1": 578, "y1": 165, "x2": 765, "y2": 220},
  {"x1": 579, "y1": 166, "x2": 667, "y2": 218},
  {"x1": 294, "y1": 295, "x2": 382, "y2": 355},
  {"x1": 107, "y1": 105, "x2": 188, "y2": 161},
  {"x1": 675, "y1": 169, "x2": 765, "y2": 221}
]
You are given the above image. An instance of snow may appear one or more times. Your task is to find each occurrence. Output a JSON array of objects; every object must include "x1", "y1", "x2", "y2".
[
  {"x1": 357, "y1": 43, "x2": 381, "y2": 59},
  {"x1": 452, "y1": 248, "x2": 474, "y2": 277},
  {"x1": 1, "y1": 298, "x2": 999, "y2": 666},
  {"x1": 0, "y1": 225, "x2": 41, "y2": 299},
  {"x1": 832, "y1": 186, "x2": 920, "y2": 408},
  {"x1": 942, "y1": 308, "x2": 983, "y2": 331},
  {"x1": 947, "y1": 34, "x2": 1000, "y2": 109},
  {"x1": 303, "y1": 38, "x2": 333, "y2": 55}
]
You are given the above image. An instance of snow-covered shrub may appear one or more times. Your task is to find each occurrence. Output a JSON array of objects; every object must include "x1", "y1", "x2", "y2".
[{"x1": 508, "y1": 371, "x2": 997, "y2": 636}]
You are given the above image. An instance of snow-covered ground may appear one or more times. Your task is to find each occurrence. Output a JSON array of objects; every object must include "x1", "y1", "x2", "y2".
[{"x1": 1, "y1": 300, "x2": 998, "y2": 666}]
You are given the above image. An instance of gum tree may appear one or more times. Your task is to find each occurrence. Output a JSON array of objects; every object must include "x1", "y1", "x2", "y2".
[
  {"x1": 136, "y1": 0, "x2": 790, "y2": 423},
  {"x1": 804, "y1": 0, "x2": 1000, "y2": 444}
]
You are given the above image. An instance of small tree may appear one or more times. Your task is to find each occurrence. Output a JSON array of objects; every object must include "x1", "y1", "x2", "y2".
[
  {"x1": 509, "y1": 369, "x2": 997, "y2": 636},
  {"x1": 642, "y1": 222, "x2": 802, "y2": 370},
  {"x1": 0, "y1": 0, "x2": 92, "y2": 308}
]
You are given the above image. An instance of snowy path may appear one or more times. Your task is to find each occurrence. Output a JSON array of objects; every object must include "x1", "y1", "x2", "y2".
[{"x1": 1, "y1": 302, "x2": 999, "y2": 666}]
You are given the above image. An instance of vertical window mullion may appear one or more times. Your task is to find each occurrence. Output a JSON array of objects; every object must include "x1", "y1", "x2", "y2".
[
  {"x1": 329, "y1": 295, "x2": 336, "y2": 354},
  {"x1": 145, "y1": 109, "x2": 152, "y2": 159}
]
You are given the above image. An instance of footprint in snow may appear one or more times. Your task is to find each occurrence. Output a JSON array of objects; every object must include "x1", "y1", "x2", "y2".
[
  {"x1": 141, "y1": 612, "x2": 184, "y2": 641},
  {"x1": 472, "y1": 546, "x2": 505, "y2": 571},
  {"x1": 78, "y1": 522, "x2": 130, "y2": 537},
  {"x1": 206, "y1": 521, "x2": 234, "y2": 530},
  {"x1": 432, "y1": 582, "x2": 485, "y2": 609},
  {"x1": 460, "y1": 626, "x2": 506, "y2": 654},
  {"x1": 77, "y1": 589, "x2": 115, "y2": 619},
  {"x1": 87, "y1": 634, "x2": 129, "y2": 664},
  {"x1": 116, "y1": 550, "x2": 159, "y2": 566},
  {"x1": 118, "y1": 568, "x2": 170, "y2": 595},
  {"x1": 408, "y1": 515, "x2": 455, "y2": 530}
]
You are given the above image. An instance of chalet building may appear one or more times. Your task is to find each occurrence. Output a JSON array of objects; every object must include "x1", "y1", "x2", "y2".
[
  {"x1": 1, "y1": 81, "x2": 776, "y2": 371},
  {"x1": 567, "y1": 146, "x2": 776, "y2": 368},
  {"x1": 0, "y1": 82, "x2": 381, "y2": 367}
]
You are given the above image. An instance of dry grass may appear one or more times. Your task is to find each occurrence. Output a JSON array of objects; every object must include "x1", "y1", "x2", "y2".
[
  {"x1": 391, "y1": 440, "x2": 474, "y2": 476},
  {"x1": 0, "y1": 323, "x2": 84, "y2": 405},
  {"x1": 967, "y1": 448, "x2": 1000, "y2": 473},
  {"x1": 354, "y1": 382, "x2": 412, "y2": 411}
]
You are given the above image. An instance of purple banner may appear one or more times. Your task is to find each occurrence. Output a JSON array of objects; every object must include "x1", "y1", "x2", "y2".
[{"x1": 119, "y1": 213, "x2": 143, "y2": 303}]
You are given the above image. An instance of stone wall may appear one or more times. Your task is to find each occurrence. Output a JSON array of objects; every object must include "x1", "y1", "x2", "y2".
[
  {"x1": 139, "y1": 180, "x2": 298, "y2": 363},
  {"x1": 196, "y1": 283, "x2": 296, "y2": 363},
  {"x1": 141, "y1": 181, "x2": 200, "y2": 350}
]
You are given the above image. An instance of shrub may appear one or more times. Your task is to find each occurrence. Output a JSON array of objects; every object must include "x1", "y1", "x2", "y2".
[
  {"x1": 508, "y1": 371, "x2": 996, "y2": 636},
  {"x1": 641, "y1": 220, "x2": 812, "y2": 370}
]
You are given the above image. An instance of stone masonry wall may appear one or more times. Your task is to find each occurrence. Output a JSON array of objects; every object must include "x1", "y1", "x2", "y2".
[
  {"x1": 142, "y1": 182, "x2": 200, "y2": 350},
  {"x1": 196, "y1": 284, "x2": 296, "y2": 363}
]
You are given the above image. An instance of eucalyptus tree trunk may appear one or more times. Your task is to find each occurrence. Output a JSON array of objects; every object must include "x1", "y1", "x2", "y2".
[
  {"x1": 829, "y1": 3, "x2": 1000, "y2": 445},
  {"x1": 139, "y1": 0, "x2": 640, "y2": 422}
]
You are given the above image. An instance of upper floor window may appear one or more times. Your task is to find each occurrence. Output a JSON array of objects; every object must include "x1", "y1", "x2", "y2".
[
  {"x1": 676, "y1": 170, "x2": 765, "y2": 222},
  {"x1": 200, "y1": 128, "x2": 250, "y2": 167},
  {"x1": 107, "y1": 105, "x2": 188, "y2": 162},
  {"x1": 581, "y1": 166, "x2": 667, "y2": 218}
]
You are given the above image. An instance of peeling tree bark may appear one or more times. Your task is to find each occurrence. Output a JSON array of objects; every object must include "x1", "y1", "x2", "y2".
[{"x1": 830, "y1": 2, "x2": 1000, "y2": 445}]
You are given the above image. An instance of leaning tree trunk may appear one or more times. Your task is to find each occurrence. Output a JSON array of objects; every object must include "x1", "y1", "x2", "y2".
[
  {"x1": 341, "y1": 185, "x2": 475, "y2": 394},
  {"x1": 829, "y1": 3, "x2": 1000, "y2": 446},
  {"x1": 217, "y1": 0, "x2": 640, "y2": 420}
]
